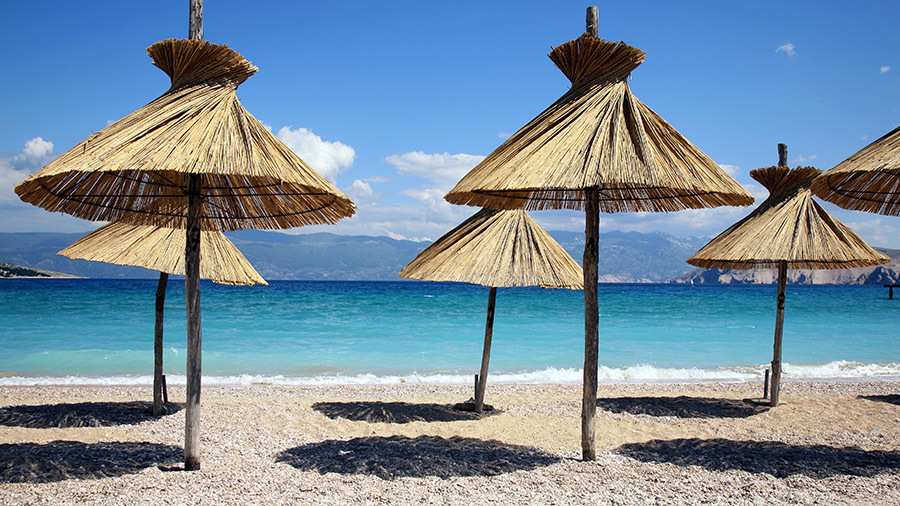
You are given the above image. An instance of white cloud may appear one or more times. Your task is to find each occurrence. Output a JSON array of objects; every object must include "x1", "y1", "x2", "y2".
[
  {"x1": 497, "y1": 131, "x2": 512, "y2": 139},
  {"x1": 841, "y1": 217, "x2": 900, "y2": 248},
  {"x1": 793, "y1": 154, "x2": 818, "y2": 164},
  {"x1": 276, "y1": 126, "x2": 356, "y2": 182},
  {"x1": 22, "y1": 137, "x2": 53, "y2": 159},
  {"x1": 281, "y1": 149, "x2": 485, "y2": 241},
  {"x1": 880, "y1": 66, "x2": 891, "y2": 74},
  {"x1": 776, "y1": 42, "x2": 797, "y2": 57},
  {"x1": 356, "y1": 151, "x2": 486, "y2": 239},
  {"x1": 286, "y1": 150, "x2": 766, "y2": 246},
  {"x1": 1, "y1": 137, "x2": 58, "y2": 206},
  {"x1": 348, "y1": 179, "x2": 374, "y2": 202},
  {"x1": 285, "y1": 150, "x2": 484, "y2": 241},
  {"x1": 718, "y1": 164, "x2": 741, "y2": 177},
  {"x1": 0, "y1": 158, "x2": 30, "y2": 206},
  {"x1": 293, "y1": 196, "x2": 477, "y2": 242},
  {"x1": 0, "y1": 137, "x2": 97, "y2": 233},
  {"x1": 384, "y1": 151, "x2": 485, "y2": 189}
]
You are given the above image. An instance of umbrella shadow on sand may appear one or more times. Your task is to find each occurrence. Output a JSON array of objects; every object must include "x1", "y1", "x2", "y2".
[
  {"x1": 311, "y1": 401, "x2": 495, "y2": 424},
  {"x1": 617, "y1": 438, "x2": 900, "y2": 478},
  {"x1": 858, "y1": 394, "x2": 900, "y2": 406},
  {"x1": 276, "y1": 435, "x2": 560, "y2": 480},
  {"x1": 0, "y1": 401, "x2": 182, "y2": 428},
  {"x1": 0, "y1": 440, "x2": 181, "y2": 483},
  {"x1": 596, "y1": 396, "x2": 769, "y2": 419}
]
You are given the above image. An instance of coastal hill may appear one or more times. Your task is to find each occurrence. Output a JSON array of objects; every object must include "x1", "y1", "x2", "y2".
[
  {"x1": 667, "y1": 248, "x2": 900, "y2": 285},
  {"x1": 1, "y1": 230, "x2": 897, "y2": 284},
  {"x1": 0, "y1": 261, "x2": 80, "y2": 278}
]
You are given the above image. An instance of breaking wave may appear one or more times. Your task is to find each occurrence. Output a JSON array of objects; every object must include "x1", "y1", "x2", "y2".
[{"x1": 1, "y1": 360, "x2": 898, "y2": 386}]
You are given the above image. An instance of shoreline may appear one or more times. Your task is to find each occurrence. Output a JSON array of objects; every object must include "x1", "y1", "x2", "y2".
[
  {"x1": 2, "y1": 362, "x2": 900, "y2": 388},
  {"x1": 2, "y1": 381, "x2": 899, "y2": 505},
  {"x1": 3, "y1": 377, "x2": 900, "y2": 389}
]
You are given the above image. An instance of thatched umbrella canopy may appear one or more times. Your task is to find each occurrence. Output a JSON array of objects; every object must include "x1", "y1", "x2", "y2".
[
  {"x1": 59, "y1": 220, "x2": 267, "y2": 416},
  {"x1": 443, "y1": 9, "x2": 753, "y2": 460},
  {"x1": 59, "y1": 221, "x2": 267, "y2": 286},
  {"x1": 400, "y1": 208, "x2": 583, "y2": 288},
  {"x1": 811, "y1": 125, "x2": 900, "y2": 216},
  {"x1": 400, "y1": 208, "x2": 583, "y2": 412},
  {"x1": 444, "y1": 34, "x2": 752, "y2": 213},
  {"x1": 15, "y1": 36, "x2": 354, "y2": 470},
  {"x1": 15, "y1": 39, "x2": 354, "y2": 230},
  {"x1": 689, "y1": 146, "x2": 888, "y2": 406}
]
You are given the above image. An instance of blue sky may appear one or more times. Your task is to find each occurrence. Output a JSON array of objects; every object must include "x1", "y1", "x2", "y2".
[{"x1": 2, "y1": 1, "x2": 900, "y2": 247}]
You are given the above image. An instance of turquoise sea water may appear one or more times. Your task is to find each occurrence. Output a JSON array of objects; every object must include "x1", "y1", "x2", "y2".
[{"x1": 1, "y1": 279, "x2": 899, "y2": 385}]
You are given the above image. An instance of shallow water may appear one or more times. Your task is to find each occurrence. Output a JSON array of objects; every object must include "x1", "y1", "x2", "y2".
[{"x1": 1, "y1": 279, "x2": 897, "y2": 384}]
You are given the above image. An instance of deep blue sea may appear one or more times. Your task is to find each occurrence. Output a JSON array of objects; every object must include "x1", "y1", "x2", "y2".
[{"x1": 1, "y1": 279, "x2": 898, "y2": 385}]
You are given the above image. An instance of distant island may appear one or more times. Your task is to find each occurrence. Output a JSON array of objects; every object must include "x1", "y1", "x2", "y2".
[
  {"x1": 0, "y1": 261, "x2": 81, "y2": 279},
  {"x1": 1, "y1": 230, "x2": 898, "y2": 284}
]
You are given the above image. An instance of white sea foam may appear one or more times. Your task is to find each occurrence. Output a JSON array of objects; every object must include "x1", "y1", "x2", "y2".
[{"x1": 2, "y1": 360, "x2": 899, "y2": 386}]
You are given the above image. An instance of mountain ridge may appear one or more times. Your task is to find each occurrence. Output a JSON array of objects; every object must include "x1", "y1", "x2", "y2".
[{"x1": 1, "y1": 230, "x2": 897, "y2": 284}]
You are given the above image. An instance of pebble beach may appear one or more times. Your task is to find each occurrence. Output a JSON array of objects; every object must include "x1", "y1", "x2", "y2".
[{"x1": 1, "y1": 381, "x2": 899, "y2": 505}]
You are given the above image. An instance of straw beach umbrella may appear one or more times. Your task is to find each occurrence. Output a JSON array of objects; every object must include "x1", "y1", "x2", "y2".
[
  {"x1": 400, "y1": 208, "x2": 583, "y2": 412},
  {"x1": 15, "y1": 5, "x2": 354, "y2": 469},
  {"x1": 688, "y1": 145, "x2": 889, "y2": 406},
  {"x1": 811, "y1": 125, "x2": 900, "y2": 216},
  {"x1": 444, "y1": 8, "x2": 753, "y2": 460},
  {"x1": 59, "y1": 221, "x2": 267, "y2": 286},
  {"x1": 59, "y1": 220, "x2": 267, "y2": 416}
]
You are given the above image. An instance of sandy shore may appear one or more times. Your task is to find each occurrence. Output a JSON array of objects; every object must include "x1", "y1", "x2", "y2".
[{"x1": 1, "y1": 381, "x2": 898, "y2": 505}]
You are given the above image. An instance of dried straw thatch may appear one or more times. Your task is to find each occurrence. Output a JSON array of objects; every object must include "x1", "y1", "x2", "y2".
[
  {"x1": 811, "y1": 125, "x2": 900, "y2": 215},
  {"x1": 689, "y1": 166, "x2": 889, "y2": 270},
  {"x1": 443, "y1": 27, "x2": 753, "y2": 460},
  {"x1": 689, "y1": 160, "x2": 887, "y2": 407},
  {"x1": 15, "y1": 38, "x2": 355, "y2": 230},
  {"x1": 400, "y1": 208, "x2": 582, "y2": 413},
  {"x1": 14, "y1": 36, "x2": 354, "y2": 471},
  {"x1": 399, "y1": 208, "x2": 583, "y2": 289},
  {"x1": 445, "y1": 35, "x2": 754, "y2": 212},
  {"x1": 59, "y1": 219, "x2": 265, "y2": 417},
  {"x1": 58, "y1": 221, "x2": 267, "y2": 286}
]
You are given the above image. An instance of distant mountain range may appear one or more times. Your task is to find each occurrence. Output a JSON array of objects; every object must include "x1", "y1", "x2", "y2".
[
  {"x1": 1, "y1": 230, "x2": 898, "y2": 284},
  {"x1": 668, "y1": 249, "x2": 900, "y2": 285}
]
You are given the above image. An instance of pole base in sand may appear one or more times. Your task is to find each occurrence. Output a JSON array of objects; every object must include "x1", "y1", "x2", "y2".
[
  {"x1": 454, "y1": 399, "x2": 495, "y2": 412},
  {"x1": 184, "y1": 457, "x2": 201, "y2": 471}
]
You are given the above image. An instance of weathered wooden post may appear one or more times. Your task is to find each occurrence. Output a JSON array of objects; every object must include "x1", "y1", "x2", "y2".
[
  {"x1": 769, "y1": 143, "x2": 789, "y2": 407},
  {"x1": 581, "y1": 5, "x2": 601, "y2": 462},
  {"x1": 153, "y1": 272, "x2": 169, "y2": 416},
  {"x1": 474, "y1": 287, "x2": 497, "y2": 413},
  {"x1": 184, "y1": 0, "x2": 204, "y2": 471}
]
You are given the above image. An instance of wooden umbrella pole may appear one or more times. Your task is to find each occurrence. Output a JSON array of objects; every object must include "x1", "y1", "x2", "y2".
[
  {"x1": 770, "y1": 259, "x2": 787, "y2": 406},
  {"x1": 580, "y1": 6, "x2": 601, "y2": 462},
  {"x1": 769, "y1": 144, "x2": 789, "y2": 407},
  {"x1": 189, "y1": 0, "x2": 203, "y2": 41},
  {"x1": 582, "y1": 186, "x2": 600, "y2": 461},
  {"x1": 184, "y1": 175, "x2": 202, "y2": 470},
  {"x1": 586, "y1": 5, "x2": 598, "y2": 38},
  {"x1": 153, "y1": 271, "x2": 169, "y2": 416},
  {"x1": 184, "y1": 0, "x2": 204, "y2": 471},
  {"x1": 475, "y1": 286, "x2": 497, "y2": 413}
]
